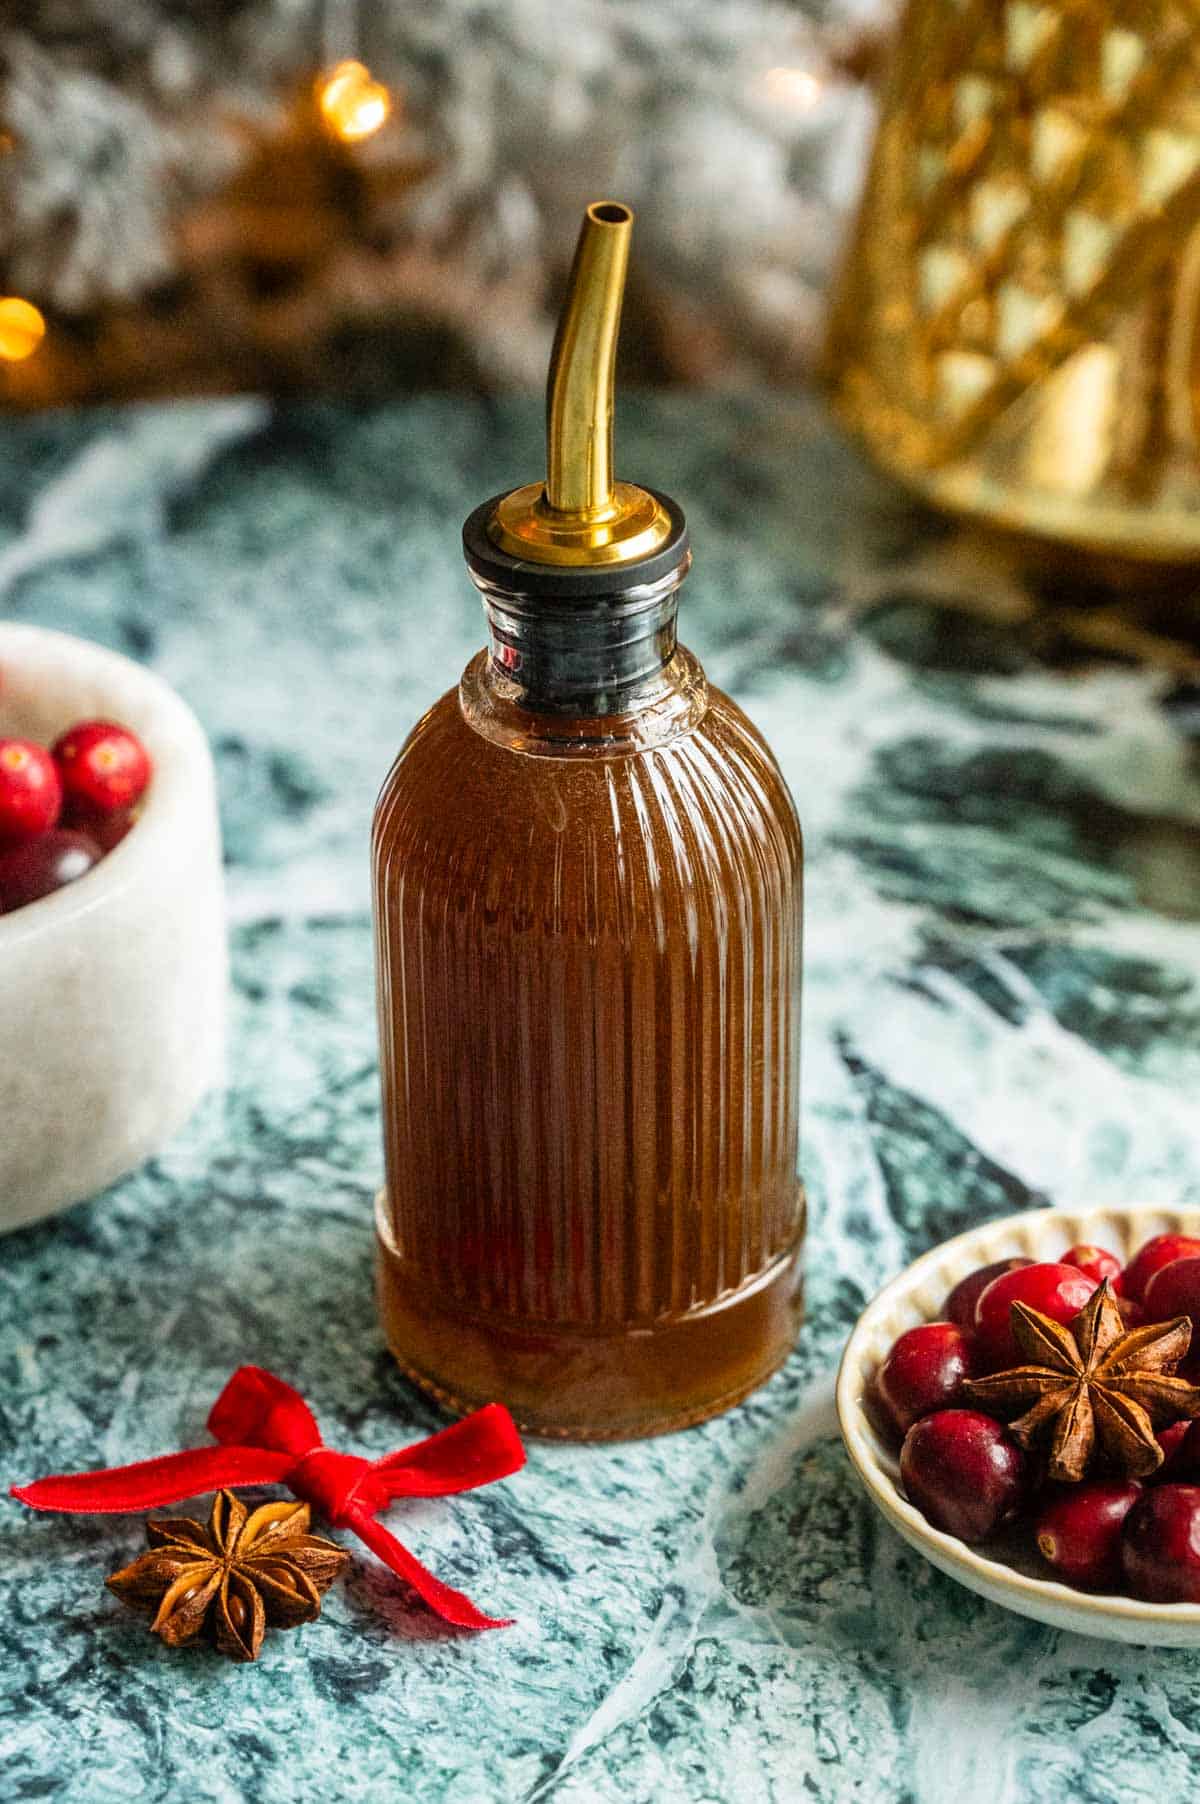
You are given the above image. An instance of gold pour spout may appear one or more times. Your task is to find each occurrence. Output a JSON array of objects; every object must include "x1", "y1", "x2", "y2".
[
  {"x1": 546, "y1": 200, "x2": 631, "y2": 514},
  {"x1": 488, "y1": 201, "x2": 674, "y2": 568}
]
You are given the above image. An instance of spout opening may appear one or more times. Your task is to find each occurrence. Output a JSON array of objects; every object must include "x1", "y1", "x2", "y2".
[{"x1": 588, "y1": 201, "x2": 633, "y2": 226}]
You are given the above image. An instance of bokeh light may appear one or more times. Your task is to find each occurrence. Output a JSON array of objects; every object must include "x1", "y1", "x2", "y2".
[
  {"x1": 762, "y1": 66, "x2": 824, "y2": 111},
  {"x1": 317, "y1": 60, "x2": 392, "y2": 143},
  {"x1": 0, "y1": 298, "x2": 46, "y2": 362}
]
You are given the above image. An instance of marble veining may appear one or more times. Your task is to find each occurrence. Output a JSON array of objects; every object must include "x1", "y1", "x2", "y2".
[{"x1": 2, "y1": 393, "x2": 1200, "y2": 1801}]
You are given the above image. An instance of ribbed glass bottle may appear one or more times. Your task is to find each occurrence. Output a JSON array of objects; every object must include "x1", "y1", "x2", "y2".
[{"x1": 373, "y1": 557, "x2": 805, "y2": 1439}]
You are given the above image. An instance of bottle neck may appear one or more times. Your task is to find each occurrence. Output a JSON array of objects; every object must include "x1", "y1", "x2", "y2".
[
  {"x1": 470, "y1": 558, "x2": 690, "y2": 716},
  {"x1": 461, "y1": 557, "x2": 707, "y2": 757}
]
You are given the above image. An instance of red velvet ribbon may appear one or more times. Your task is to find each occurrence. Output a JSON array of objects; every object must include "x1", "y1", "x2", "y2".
[{"x1": 11, "y1": 1365, "x2": 526, "y2": 1631}]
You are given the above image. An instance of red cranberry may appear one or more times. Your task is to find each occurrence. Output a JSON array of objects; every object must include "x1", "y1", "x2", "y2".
[
  {"x1": 0, "y1": 738, "x2": 61, "y2": 846},
  {"x1": 1061, "y1": 1243, "x2": 1122, "y2": 1287},
  {"x1": 1035, "y1": 1481, "x2": 1141, "y2": 1589},
  {"x1": 1143, "y1": 1257, "x2": 1200, "y2": 1337},
  {"x1": 1156, "y1": 1420, "x2": 1196, "y2": 1480},
  {"x1": 1118, "y1": 1295, "x2": 1145, "y2": 1329},
  {"x1": 52, "y1": 719, "x2": 151, "y2": 827},
  {"x1": 862, "y1": 1377, "x2": 900, "y2": 1447},
  {"x1": 89, "y1": 807, "x2": 138, "y2": 853},
  {"x1": 943, "y1": 1258, "x2": 1033, "y2": 1333},
  {"x1": 1175, "y1": 1421, "x2": 1200, "y2": 1478},
  {"x1": 1122, "y1": 1485, "x2": 1200, "y2": 1602},
  {"x1": 874, "y1": 1322, "x2": 977, "y2": 1439},
  {"x1": 1122, "y1": 1234, "x2": 1200, "y2": 1305},
  {"x1": 0, "y1": 829, "x2": 101, "y2": 913},
  {"x1": 974, "y1": 1263, "x2": 1099, "y2": 1368},
  {"x1": 900, "y1": 1409, "x2": 1024, "y2": 1542}
]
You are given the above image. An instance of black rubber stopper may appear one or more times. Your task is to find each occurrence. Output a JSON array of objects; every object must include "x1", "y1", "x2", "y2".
[{"x1": 462, "y1": 489, "x2": 689, "y2": 600}]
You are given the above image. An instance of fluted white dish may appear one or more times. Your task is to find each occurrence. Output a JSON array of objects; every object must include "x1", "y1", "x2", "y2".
[
  {"x1": 838, "y1": 1205, "x2": 1200, "y2": 1645},
  {"x1": 0, "y1": 624, "x2": 226, "y2": 1233}
]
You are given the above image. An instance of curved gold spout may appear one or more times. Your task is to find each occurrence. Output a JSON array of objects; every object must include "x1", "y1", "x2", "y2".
[
  {"x1": 488, "y1": 201, "x2": 673, "y2": 568},
  {"x1": 546, "y1": 201, "x2": 632, "y2": 516}
]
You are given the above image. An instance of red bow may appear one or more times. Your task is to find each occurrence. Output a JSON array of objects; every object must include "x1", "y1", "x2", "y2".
[{"x1": 11, "y1": 1365, "x2": 525, "y2": 1631}]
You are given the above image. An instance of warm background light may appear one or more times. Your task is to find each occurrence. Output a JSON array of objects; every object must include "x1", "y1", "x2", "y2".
[
  {"x1": 317, "y1": 60, "x2": 392, "y2": 143},
  {"x1": 761, "y1": 65, "x2": 824, "y2": 111},
  {"x1": 0, "y1": 298, "x2": 46, "y2": 362}
]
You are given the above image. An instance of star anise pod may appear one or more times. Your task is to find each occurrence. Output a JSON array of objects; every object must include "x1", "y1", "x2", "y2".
[
  {"x1": 961, "y1": 1280, "x2": 1200, "y2": 1483},
  {"x1": 106, "y1": 1489, "x2": 349, "y2": 1662}
]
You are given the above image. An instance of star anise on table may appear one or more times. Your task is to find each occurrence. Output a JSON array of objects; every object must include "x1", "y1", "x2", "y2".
[
  {"x1": 961, "y1": 1280, "x2": 1200, "y2": 1483},
  {"x1": 106, "y1": 1489, "x2": 349, "y2": 1662}
]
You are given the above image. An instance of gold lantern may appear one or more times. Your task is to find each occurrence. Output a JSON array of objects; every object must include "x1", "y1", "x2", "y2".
[{"x1": 825, "y1": 0, "x2": 1200, "y2": 566}]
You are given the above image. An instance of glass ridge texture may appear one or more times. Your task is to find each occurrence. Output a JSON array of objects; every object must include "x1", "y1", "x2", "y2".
[{"x1": 372, "y1": 573, "x2": 804, "y2": 1439}]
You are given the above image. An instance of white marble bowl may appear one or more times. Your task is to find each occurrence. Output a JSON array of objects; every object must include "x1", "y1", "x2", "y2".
[
  {"x1": 0, "y1": 624, "x2": 226, "y2": 1233},
  {"x1": 838, "y1": 1205, "x2": 1200, "y2": 1645}
]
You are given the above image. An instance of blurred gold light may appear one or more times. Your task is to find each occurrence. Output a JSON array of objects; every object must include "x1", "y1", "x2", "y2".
[
  {"x1": 0, "y1": 298, "x2": 45, "y2": 362},
  {"x1": 317, "y1": 60, "x2": 392, "y2": 142}
]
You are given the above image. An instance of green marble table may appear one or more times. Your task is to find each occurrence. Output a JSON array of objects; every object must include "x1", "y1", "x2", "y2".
[{"x1": 3, "y1": 392, "x2": 1200, "y2": 1803}]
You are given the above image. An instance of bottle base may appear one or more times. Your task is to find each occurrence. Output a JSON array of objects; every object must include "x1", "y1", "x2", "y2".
[{"x1": 375, "y1": 1189, "x2": 805, "y2": 1440}]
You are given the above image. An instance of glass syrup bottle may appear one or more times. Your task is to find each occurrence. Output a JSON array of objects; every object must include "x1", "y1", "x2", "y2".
[{"x1": 373, "y1": 202, "x2": 804, "y2": 1438}]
